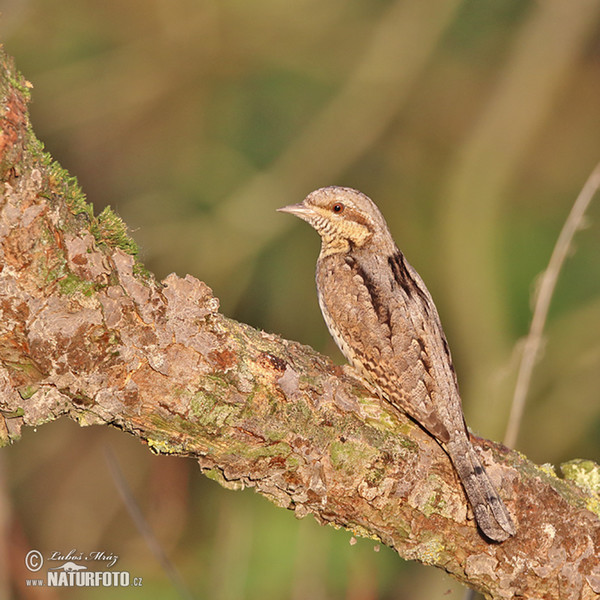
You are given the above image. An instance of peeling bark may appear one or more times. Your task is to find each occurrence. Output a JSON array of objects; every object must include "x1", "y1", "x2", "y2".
[{"x1": 1, "y1": 49, "x2": 600, "y2": 600}]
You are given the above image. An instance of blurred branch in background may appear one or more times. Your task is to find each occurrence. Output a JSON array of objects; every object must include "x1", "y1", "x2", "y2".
[
  {"x1": 150, "y1": 0, "x2": 464, "y2": 308},
  {"x1": 504, "y1": 161, "x2": 600, "y2": 448},
  {"x1": 218, "y1": 0, "x2": 462, "y2": 228},
  {"x1": 104, "y1": 448, "x2": 194, "y2": 600},
  {"x1": 439, "y1": 0, "x2": 600, "y2": 439}
]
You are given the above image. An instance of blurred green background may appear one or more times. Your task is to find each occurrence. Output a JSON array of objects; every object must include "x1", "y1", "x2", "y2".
[{"x1": 2, "y1": 0, "x2": 600, "y2": 598}]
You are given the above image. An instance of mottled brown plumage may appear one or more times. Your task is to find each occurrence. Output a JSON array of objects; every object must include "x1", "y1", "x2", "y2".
[{"x1": 278, "y1": 186, "x2": 515, "y2": 542}]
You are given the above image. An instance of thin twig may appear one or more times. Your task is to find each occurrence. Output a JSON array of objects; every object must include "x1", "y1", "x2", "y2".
[
  {"x1": 104, "y1": 447, "x2": 194, "y2": 600},
  {"x1": 504, "y1": 161, "x2": 600, "y2": 448},
  {"x1": 463, "y1": 587, "x2": 479, "y2": 600}
]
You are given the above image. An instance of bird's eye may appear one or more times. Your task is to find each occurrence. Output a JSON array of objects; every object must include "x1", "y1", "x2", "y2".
[{"x1": 332, "y1": 203, "x2": 344, "y2": 213}]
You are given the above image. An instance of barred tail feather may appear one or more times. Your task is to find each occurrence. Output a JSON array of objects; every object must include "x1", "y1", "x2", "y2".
[{"x1": 446, "y1": 439, "x2": 516, "y2": 542}]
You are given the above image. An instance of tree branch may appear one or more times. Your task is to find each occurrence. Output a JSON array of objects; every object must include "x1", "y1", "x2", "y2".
[{"x1": 1, "y1": 48, "x2": 599, "y2": 600}]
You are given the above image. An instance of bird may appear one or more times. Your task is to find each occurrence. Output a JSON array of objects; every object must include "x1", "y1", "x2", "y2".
[{"x1": 278, "y1": 186, "x2": 516, "y2": 542}]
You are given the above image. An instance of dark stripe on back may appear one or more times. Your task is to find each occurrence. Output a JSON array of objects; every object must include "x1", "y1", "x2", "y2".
[
  {"x1": 441, "y1": 336, "x2": 456, "y2": 375},
  {"x1": 388, "y1": 252, "x2": 431, "y2": 314}
]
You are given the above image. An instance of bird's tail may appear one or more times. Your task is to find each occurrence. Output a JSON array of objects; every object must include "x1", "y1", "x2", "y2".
[{"x1": 446, "y1": 437, "x2": 516, "y2": 542}]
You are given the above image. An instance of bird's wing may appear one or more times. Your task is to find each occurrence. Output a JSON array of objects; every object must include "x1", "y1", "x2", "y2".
[{"x1": 317, "y1": 252, "x2": 461, "y2": 443}]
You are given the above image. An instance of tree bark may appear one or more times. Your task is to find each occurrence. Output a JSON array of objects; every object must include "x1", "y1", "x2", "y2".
[{"x1": 1, "y1": 48, "x2": 599, "y2": 600}]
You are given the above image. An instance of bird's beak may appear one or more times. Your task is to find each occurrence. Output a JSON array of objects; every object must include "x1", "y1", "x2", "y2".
[{"x1": 277, "y1": 202, "x2": 314, "y2": 221}]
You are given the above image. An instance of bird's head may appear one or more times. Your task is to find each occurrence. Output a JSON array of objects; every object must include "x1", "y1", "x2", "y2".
[{"x1": 278, "y1": 186, "x2": 394, "y2": 257}]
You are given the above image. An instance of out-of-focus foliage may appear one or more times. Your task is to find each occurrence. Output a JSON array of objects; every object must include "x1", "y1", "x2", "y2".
[{"x1": 2, "y1": 0, "x2": 600, "y2": 598}]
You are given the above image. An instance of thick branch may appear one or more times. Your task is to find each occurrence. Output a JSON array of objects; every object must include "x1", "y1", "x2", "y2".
[{"x1": 1, "y1": 49, "x2": 599, "y2": 600}]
